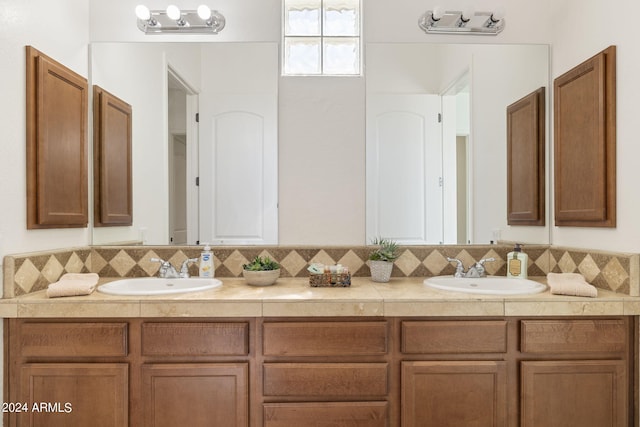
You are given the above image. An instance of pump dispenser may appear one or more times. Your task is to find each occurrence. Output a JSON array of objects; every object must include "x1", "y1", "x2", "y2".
[
  {"x1": 506, "y1": 243, "x2": 528, "y2": 279},
  {"x1": 199, "y1": 243, "x2": 214, "y2": 278}
]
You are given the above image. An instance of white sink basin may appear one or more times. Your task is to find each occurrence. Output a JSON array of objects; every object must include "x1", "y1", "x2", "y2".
[
  {"x1": 424, "y1": 276, "x2": 547, "y2": 295},
  {"x1": 98, "y1": 277, "x2": 222, "y2": 296}
]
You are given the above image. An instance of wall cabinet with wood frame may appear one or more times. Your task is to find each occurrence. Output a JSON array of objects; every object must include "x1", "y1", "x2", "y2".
[
  {"x1": 554, "y1": 46, "x2": 616, "y2": 227},
  {"x1": 93, "y1": 86, "x2": 133, "y2": 227},
  {"x1": 26, "y1": 46, "x2": 89, "y2": 229},
  {"x1": 507, "y1": 87, "x2": 546, "y2": 226},
  {"x1": 4, "y1": 317, "x2": 635, "y2": 427}
]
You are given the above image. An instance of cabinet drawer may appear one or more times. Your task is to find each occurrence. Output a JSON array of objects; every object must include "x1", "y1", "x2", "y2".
[
  {"x1": 521, "y1": 319, "x2": 627, "y2": 353},
  {"x1": 263, "y1": 363, "x2": 388, "y2": 398},
  {"x1": 20, "y1": 322, "x2": 128, "y2": 357},
  {"x1": 402, "y1": 320, "x2": 507, "y2": 354},
  {"x1": 264, "y1": 402, "x2": 388, "y2": 427},
  {"x1": 263, "y1": 321, "x2": 387, "y2": 356},
  {"x1": 142, "y1": 322, "x2": 249, "y2": 356}
]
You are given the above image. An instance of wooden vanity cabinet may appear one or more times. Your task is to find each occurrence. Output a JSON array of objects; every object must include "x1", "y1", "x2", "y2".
[
  {"x1": 4, "y1": 319, "x2": 252, "y2": 427},
  {"x1": 6, "y1": 321, "x2": 129, "y2": 427},
  {"x1": 139, "y1": 321, "x2": 251, "y2": 427},
  {"x1": 4, "y1": 317, "x2": 636, "y2": 427},
  {"x1": 400, "y1": 320, "x2": 509, "y2": 427},
  {"x1": 399, "y1": 318, "x2": 634, "y2": 427},
  {"x1": 519, "y1": 319, "x2": 631, "y2": 427},
  {"x1": 261, "y1": 320, "x2": 390, "y2": 427}
]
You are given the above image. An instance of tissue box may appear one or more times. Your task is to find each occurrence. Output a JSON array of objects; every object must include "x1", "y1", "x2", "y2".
[{"x1": 309, "y1": 273, "x2": 351, "y2": 287}]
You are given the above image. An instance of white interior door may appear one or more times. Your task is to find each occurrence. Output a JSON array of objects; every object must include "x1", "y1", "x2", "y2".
[
  {"x1": 366, "y1": 94, "x2": 443, "y2": 244},
  {"x1": 199, "y1": 94, "x2": 278, "y2": 245}
]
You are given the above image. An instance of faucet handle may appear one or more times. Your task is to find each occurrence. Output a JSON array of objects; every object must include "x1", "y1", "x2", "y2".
[
  {"x1": 150, "y1": 257, "x2": 176, "y2": 278},
  {"x1": 477, "y1": 257, "x2": 495, "y2": 266},
  {"x1": 180, "y1": 258, "x2": 199, "y2": 276},
  {"x1": 446, "y1": 257, "x2": 465, "y2": 278}
]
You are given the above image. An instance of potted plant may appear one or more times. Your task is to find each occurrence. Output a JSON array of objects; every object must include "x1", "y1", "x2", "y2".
[
  {"x1": 368, "y1": 237, "x2": 399, "y2": 282},
  {"x1": 242, "y1": 256, "x2": 281, "y2": 286}
]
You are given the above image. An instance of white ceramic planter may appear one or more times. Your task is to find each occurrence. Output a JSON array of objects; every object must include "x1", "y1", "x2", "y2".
[{"x1": 242, "y1": 269, "x2": 280, "y2": 286}]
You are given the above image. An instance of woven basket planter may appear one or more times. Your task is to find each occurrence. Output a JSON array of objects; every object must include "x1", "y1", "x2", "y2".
[{"x1": 369, "y1": 260, "x2": 393, "y2": 283}]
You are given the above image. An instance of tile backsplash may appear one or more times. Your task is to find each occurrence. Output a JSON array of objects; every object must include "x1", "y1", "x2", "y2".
[{"x1": 3, "y1": 244, "x2": 638, "y2": 298}]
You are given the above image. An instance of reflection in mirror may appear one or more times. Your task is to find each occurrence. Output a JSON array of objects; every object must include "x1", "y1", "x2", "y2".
[
  {"x1": 90, "y1": 42, "x2": 278, "y2": 246},
  {"x1": 90, "y1": 42, "x2": 549, "y2": 246},
  {"x1": 366, "y1": 43, "x2": 549, "y2": 245}
]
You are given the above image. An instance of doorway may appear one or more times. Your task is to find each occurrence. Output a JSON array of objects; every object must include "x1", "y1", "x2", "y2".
[
  {"x1": 167, "y1": 67, "x2": 199, "y2": 244},
  {"x1": 441, "y1": 71, "x2": 471, "y2": 244}
]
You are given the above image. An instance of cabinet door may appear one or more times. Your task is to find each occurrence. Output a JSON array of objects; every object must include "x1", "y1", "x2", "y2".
[
  {"x1": 26, "y1": 46, "x2": 89, "y2": 229},
  {"x1": 402, "y1": 361, "x2": 507, "y2": 427},
  {"x1": 521, "y1": 360, "x2": 627, "y2": 427},
  {"x1": 19, "y1": 363, "x2": 128, "y2": 427},
  {"x1": 142, "y1": 363, "x2": 248, "y2": 427}
]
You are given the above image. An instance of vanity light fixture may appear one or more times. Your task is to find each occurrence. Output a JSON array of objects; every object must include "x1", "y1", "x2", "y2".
[
  {"x1": 135, "y1": 4, "x2": 226, "y2": 34},
  {"x1": 418, "y1": 7, "x2": 505, "y2": 35}
]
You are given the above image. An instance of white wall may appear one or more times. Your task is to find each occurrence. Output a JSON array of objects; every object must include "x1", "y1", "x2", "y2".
[
  {"x1": 279, "y1": 77, "x2": 366, "y2": 245},
  {"x1": 548, "y1": 0, "x2": 640, "y2": 252},
  {"x1": 0, "y1": 0, "x2": 90, "y2": 266}
]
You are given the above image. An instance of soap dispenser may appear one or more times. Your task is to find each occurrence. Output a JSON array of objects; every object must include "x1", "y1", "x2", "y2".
[
  {"x1": 199, "y1": 243, "x2": 214, "y2": 278},
  {"x1": 506, "y1": 243, "x2": 528, "y2": 279}
]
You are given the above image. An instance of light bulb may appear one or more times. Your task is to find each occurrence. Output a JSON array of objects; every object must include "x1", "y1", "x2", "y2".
[
  {"x1": 135, "y1": 4, "x2": 151, "y2": 21},
  {"x1": 197, "y1": 5, "x2": 212, "y2": 20},
  {"x1": 166, "y1": 5, "x2": 181, "y2": 21},
  {"x1": 491, "y1": 8, "x2": 505, "y2": 22},
  {"x1": 432, "y1": 6, "x2": 445, "y2": 21},
  {"x1": 461, "y1": 7, "x2": 475, "y2": 22}
]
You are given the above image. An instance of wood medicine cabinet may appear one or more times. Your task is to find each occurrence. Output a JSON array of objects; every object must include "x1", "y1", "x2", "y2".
[
  {"x1": 554, "y1": 46, "x2": 616, "y2": 227},
  {"x1": 26, "y1": 46, "x2": 89, "y2": 229},
  {"x1": 93, "y1": 86, "x2": 133, "y2": 227},
  {"x1": 507, "y1": 87, "x2": 546, "y2": 226}
]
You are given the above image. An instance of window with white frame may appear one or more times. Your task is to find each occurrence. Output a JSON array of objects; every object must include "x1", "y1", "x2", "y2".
[{"x1": 283, "y1": 0, "x2": 361, "y2": 75}]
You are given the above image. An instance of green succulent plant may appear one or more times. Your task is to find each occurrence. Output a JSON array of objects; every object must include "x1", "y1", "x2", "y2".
[
  {"x1": 368, "y1": 237, "x2": 399, "y2": 262},
  {"x1": 242, "y1": 256, "x2": 280, "y2": 271}
]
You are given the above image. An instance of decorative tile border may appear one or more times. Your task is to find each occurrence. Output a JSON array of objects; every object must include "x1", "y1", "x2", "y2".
[
  {"x1": 3, "y1": 247, "x2": 92, "y2": 298},
  {"x1": 549, "y1": 246, "x2": 639, "y2": 296},
  {"x1": 3, "y1": 244, "x2": 638, "y2": 297}
]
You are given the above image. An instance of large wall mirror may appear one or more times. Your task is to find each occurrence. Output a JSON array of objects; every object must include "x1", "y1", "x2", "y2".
[
  {"x1": 90, "y1": 42, "x2": 549, "y2": 246},
  {"x1": 366, "y1": 43, "x2": 549, "y2": 245},
  {"x1": 90, "y1": 42, "x2": 278, "y2": 246}
]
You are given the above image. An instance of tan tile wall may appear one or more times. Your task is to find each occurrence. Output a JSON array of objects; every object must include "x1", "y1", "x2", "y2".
[{"x1": 3, "y1": 244, "x2": 638, "y2": 297}]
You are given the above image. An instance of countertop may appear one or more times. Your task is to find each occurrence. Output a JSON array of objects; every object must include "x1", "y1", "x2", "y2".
[{"x1": 1, "y1": 277, "x2": 638, "y2": 318}]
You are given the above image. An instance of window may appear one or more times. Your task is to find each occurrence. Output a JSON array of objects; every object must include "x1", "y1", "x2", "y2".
[{"x1": 283, "y1": 0, "x2": 361, "y2": 75}]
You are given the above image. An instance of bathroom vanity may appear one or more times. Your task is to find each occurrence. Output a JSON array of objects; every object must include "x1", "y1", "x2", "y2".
[{"x1": 2, "y1": 277, "x2": 637, "y2": 427}]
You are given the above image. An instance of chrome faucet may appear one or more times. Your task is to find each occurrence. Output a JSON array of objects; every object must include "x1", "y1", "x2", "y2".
[
  {"x1": 446, "y1": 257, "x2": 495, "y2": 278},
  {"x1": 151, "y1": 257, "x2": 198, "y2": 278}
]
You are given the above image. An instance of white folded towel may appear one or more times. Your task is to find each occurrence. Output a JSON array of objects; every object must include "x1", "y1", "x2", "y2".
[
  {"x1": 46, "y1": 273, "x2": 99, "y2": 298},
  {"x1": 546, "y1": 272, "x2": 598, "y2": 298}
]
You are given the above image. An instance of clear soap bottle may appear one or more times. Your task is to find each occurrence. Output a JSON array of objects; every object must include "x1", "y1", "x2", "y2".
[{"x1": 506, "y1": 243, "x2": 528, "y2": 279}]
